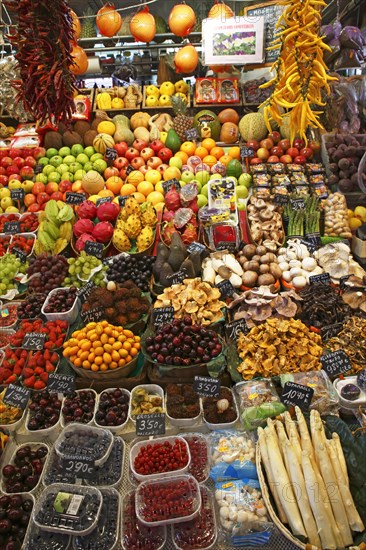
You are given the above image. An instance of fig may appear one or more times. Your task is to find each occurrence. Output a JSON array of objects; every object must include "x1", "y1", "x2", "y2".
[{"x1": 340, "y1": 383, "x2": 360, "y2": 401}]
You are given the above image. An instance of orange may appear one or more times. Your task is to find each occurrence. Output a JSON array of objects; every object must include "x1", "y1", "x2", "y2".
[
  {"x1": 105, "y1": 176, "x2": 123, "y2": 195},
  {"x1": 100, "y1": 365, "x2": 109, "y2": 371},
  {"x1": 88, "y1": 352, "x2": 95, "y2": 362},
  {"x1": 130, "y1": 347, "x2": 138, "y2": 356},
  {"x1": 145, "y1": 170, "x2": 161, "y2": 185},
  {"x1": 163, "y1": 166, "x2": 181, "y2": 181},
  {"x1": 137, "y1": 180, "x2": 154, "y2": 197},
  {"x1": 120, "y1": 184, "x2": 136, "y2": 196},
  {"x1": 103, "y1": 352, "x2": 112, "y2": 364},
  {"x1": 100, "y1": 333, "x2": 109, "y2": 345},
  {"x1": 74, "y1": 358, "x2": 82, "y2": 367},
  {"x1": 180, "y1": 141, "x2": 196, "y2": 156},
  {"x1": 123, "y1": 341, "x2": 131, "y2": 351},
  {"x1": 194, "y1": 146, "x2": 209, "y2": 159},
  {"x1": 112, "y1": 341, "x2": 122, "y2": 351},
  {"x1": 132, "y1": 192, "x2": 146, "y2": 204},
  {"x1": 82, "y1": 360, "x2": 91, "y2": 369},
  {"x1": 91, "y1": 364, "x2": 99, "y2": 371},
  {"x1": 119, "y1": 348, "x2": 128, "y2": 358},
  {"x1": 202, "y1": 155, "x2": 217, "y2": 168},
  {"x1": 94, "y1": 356, "x2": 103, "y2": 365},
  {"x1": 228, "y1": 146, "x2": 240, "y2": 160},
  {"x1": 146, "y1": 191, "x2": 164, "y2": 206},
  {"x1": 94, "y1": 346, "x2": 104, "y2": 356},
  {"x1": 118, "y1": 358, "x2": 126, "y2": 367},
  {"x1": 109, "y1": 361, "x2": 118, "y2": 369},
  {"x1": 201, "y1": 138, "x2": 216, "y2": 151},
  {"x1": 127, "y1": 170, "x2": 144, "y2": 187},
  {"x1": 98, "y1": 189, "x2": 114, "y2": 198},
  {"x1": 219, "y1": 154, "x2": 233, "y2": 166},
  {"x1": 211, "y1": 146, "x2": 225, "y2": 160},
  {"x1": 175, "y1": 151, "x2": 188, "y2": 164},
  {"x1": 103, "y1": 343, "x2": 113, "y2": 354}
]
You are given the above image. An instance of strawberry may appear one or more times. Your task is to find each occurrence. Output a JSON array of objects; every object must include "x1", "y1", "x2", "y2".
[
  {"x1": 22, "y1": 368, "x2": 34, "y2": 379},
  {"x1": 34, "y1": 380, "x2": 46, "y2": 390},
  {"x1": 23, "y1": 376, "x2": 35, "y2": 388},
  {"x1": 34, "y1": 367, "x2": 44, "y2": 376},
  {"x1": 13, "y1": 366, "x2": 23, "y2": 376},
  {"x1": 39, "y1": 372, "x2": 48, "y2": 383},
  {"x1": 45, "y1": 361, "x2": 55, "y2": 373},
  {"x1": 5, "y1": 375, "x2": 17, "y2": 384}
]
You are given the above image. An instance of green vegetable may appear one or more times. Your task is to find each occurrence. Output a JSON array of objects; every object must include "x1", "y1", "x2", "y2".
[{"x1": 241, "y1": 402, "x2": 286, "y2": 430}]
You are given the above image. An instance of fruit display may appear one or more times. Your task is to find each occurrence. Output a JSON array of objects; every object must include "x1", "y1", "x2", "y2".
[
  {"x1": 106, "y1": 253, "x2": 155, "y2": 292},
  {"x1": 34, "y1": 200, "x2": 74, "y2": 255},
  {"x1": 9, "y1": 319, "x2": 68, "y2": 350},
  {"x1": 95, "y1": 388, "x2": 129, "y2": 428},
  {"x1": 121, "y1": 491, "x2": 167, "y2": 550},
  {"x1": 166, "y1": 384, "x2": 201, "y2": 421},
  {"x1": 153, "y1": 235, "x2": 203, "y2": 288},
  {"x1": 7, "y1": 233, "x2": 35, "y2": 256},
  {"x1": 324, "y1": 133, "x2": 366, "y2": 192},
  {"x1": 2, "y1": 443, "x2": 48, "y2": 494},
  {"x1": 130, "y1": 386, "x2": 164, "y2": 419},
  {"x1": 17, "y1": 292, "x2": 47, "y2": 320},
  {"x1": 0, "y1": 388, "x2": 23, "y2": 426},
  {"x1": 55, "y1": 424, "x2": 113, "y2": 464},
  {"x1": 27, "y1": 253, "x2": 69, "y2": 293},
  {"x1": 0, "y1": 493, "x2": 34, "y2": 549},
  {"x1": 0, "y1": 348, "x2": 28, "y2": 386},
  {"x1": 42, "y1": 286, "x2": 78, "y2": 315},
  {"x1": 62, "y1": 252, "x2": 108, "y2": 289},
  {"x1": 0, "y1": 253, "x2": 28, "y2": 298},
  {"x1": 144, "y1": 82, "x2": 190, "y2": 108},
  {"x1": 113, "y1": 197, "x2": 157, "y2": 253},
  {"x1": 236, "y1": 245, "x2": 282, "y2": 289},
  {"x1": 72, "y1": 199, "x2": 119, "y2": 251},
  {"x1": 132, "y1": 436, "x2": 189, "y2": 477},
  {"x1": 202, "y1": 387, "x2": 238, "y2": 426},
  {"x1": 22, "y1": 349, "x2": 60, "y2": 390}
]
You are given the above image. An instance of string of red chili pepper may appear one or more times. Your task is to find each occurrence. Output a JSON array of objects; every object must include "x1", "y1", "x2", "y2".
[{"x1": 5, "y1": 0, "x2": 77, "y2": 124}]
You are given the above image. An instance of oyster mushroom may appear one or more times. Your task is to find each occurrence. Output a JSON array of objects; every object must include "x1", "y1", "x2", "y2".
[
  {"x1": 275, "y1": 296, "x2": 298, "y2": 318},
  {"x1": 247, "y1": 304, "x2": 273, "y2": 322},
  {"x1": 342, "y1": 290, "x2": 366, "y2": 310}
]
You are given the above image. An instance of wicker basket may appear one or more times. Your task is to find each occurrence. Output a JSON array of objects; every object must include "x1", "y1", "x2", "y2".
[{"x1": 66, "y1": 354, "x2": 139, "y2": 381}]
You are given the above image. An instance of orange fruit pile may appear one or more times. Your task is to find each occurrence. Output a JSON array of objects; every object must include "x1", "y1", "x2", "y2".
[{"x1": 63, "y1": 321, "x2": 140, "y2": 372}]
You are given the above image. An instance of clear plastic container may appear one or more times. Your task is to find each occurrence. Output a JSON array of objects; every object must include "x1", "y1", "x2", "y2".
[
  {"x1": 333, "y1": 375, "x2": 366, "y2": 409},
  {"x1": 182, "y1": 434, "x2": 209, "y2": 484},
  {"x1": 280, "y1": 370, "x2": 339, "y2": 415},
  {"x1": 135, "y1": 475, "x2": 201, "y2": 526},
  {"x1": 0, "y1": 442, "x2": 49, "y2": 495},
  {"x1": 55, "y1": 424, "x2": 113, "y2": 466},
  {"x1": 129, "y1": 384, "x2": 165, "y2": 424},
  {"x1": 235, "y1": 378, "x2": 286, "y2": 431},
  {"x1": 202, "y1": 387, "x2": 239, "y2": 430},
  {"x1": 0, "y1": 329, "x2": 15, "y2": 349},
  {"x1": 130, "y1": 436, "x2": 191, "y2": 482},
  {"x1": 0, "y1": 397, "x2": 26, "y2": 432},
  {"x1": 0, "y1": 301, "x2": 21, "y2": 330},
  {"x1": 41, "y1": 287, "x2": 81, "y2": 324},
  {"x1": 25, "y1": 390, "x2": 63, "y2": 437},
  {"x1": 9, "y1": 231, "x2": 36, "y2": 257},
  {"x1": 95, "y1": 388, "x2": 130, "y2": 433},
  {"x1": 0, "y1": 492, "x2": 35, "y2": 549},
  {"x1": 121, "y1": 490, "x2": 167, "y2": 550},
  {"x1": 61, "y1": 389, "x2": 97, "y2": 427},
  {"x1": 72, "y1": 488, "x2": 120, "y2": 550},
  {"x1": 165, "y1": 384, "x2": 202, "y2": 428},
  {"x1": 172, "y1": 486, "x2": 217, "y2": 550},
  {"x1": 23, "y1": 521, "x2": 71, "y2": 550},
  {"x1": 33, "y1": 483, "x2": 103, "y2": 536}
]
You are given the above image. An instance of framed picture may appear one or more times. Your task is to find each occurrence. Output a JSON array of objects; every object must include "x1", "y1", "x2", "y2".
[{"x1": 202, "y1": 16, "x2": 265, "y2": 66}]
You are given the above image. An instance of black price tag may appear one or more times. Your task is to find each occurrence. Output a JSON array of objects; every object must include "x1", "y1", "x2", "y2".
[
  {"x1": 225, "y1": 319, "x2": 248, "y2": 342},
  {"x1": 77, "y1": 281, "x2": 96, "y2": 304},
  {"x1": 281, "y1": 381, "x2": 314, "y2": 410},
  {"x1": 105, "y1": 147, "x2": 118, "y2": 163},
  {"x1": 12, "y1": 247, "x2": 27, "y2": 263},
  {"x1": 47, "y1": 373, "x2": 75, "y2": 395},
  {"x1": 194, "y1": 376, "x2": 220, "y2": 398},
  {"x1": 186, "y1": 128, "x2": 199, "y2": 141},
  {"x1": 126, "y1": 165, "x2": 134, "y2": 176},
  {"x1": 3, "y1": 221, "x2": 20, "y2": 235},
  {"x1": 62, "y1": 456, "x2": 95, "y2": 479},
  {"x1": 136, "y1": 413, "x2": 166, "y2": 436},
  {"x1": 80, "y1": 306, "x2": 104, "y2": 324},
  {"x1": 166, "y1": 269, "x2": 187, "y2": 285},
  {"x1": 162, "y1": 178, "x2": 180, "y2": 195},
  {"x1": 34, "y1": 165, "x2": 43, "y2": 175},
  {"x1": 118, "y1": 196, "x2": 128, "y2": 207},
  {"x1": 357, "y1": 369, "x2": 366, "y2": 389},
  {"x1": 290, "y1": 198, "x2": 305, "y2": 210},
  {"x1": 10, "y1": 189, "x2": 24, "y2": 202},
  {"x1": 152, "y1": 307, "x2": 174, "y2": 327},
  {"x1": 321, "y1": 350, "x2": 352, "y2": 377},
  {"x1": 96, "y1": 196, "x2": 112, "y2": 207},
  {"x1": 321, "y1": 322, "x2": 343, "y2": 341},
  {"x1": 22, "y1": 332, "x2": 46, "y2": 350},
  {"x1": 187, "y1": 241, "x2": 206, "y2": 254},
  {"x1": 240, "y1": 146, "x2": 255, "y2": 158},
  {"x1": 274, "y1": 194, "x2": 289, "y2": 206},
  {"x1": 309, "y1": 272, "x2": 331, "y2": 285},
  {"x1": 84, "y1": 241, "x2": 104, "y2": 259},
  {"x1": 217, "y1": 279, "x2": 235, "y2": 298},
  {"x1": 216, "y1": 241, "x2": 236, "y2": 252},
  {"x1": 3, "y1": 384, "x2": 30, "y2": 410},
  {"x1": 65, "y1": 192, "x2": 85, "y2": 205},
  {"x1": 339, "y1": 275, "x2": 351, "y2": 291}
]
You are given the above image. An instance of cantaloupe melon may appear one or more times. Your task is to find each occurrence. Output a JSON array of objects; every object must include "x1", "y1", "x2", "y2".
[
  {"x1": 82, "y1": 170, "x2": 105, "y2": 194},
  {"x1": 238, "y1": 112, "x2": 267, "y2": 142},
  {"x1": 93, "y1": 133, "x2": 115, "y2": 154}
]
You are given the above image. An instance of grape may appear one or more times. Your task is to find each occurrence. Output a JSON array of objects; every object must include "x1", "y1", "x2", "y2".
[
  {"x1": 27, "y1": 253, "x2": 68, "y2": 293},
  {"x1": 0, "y1": 253, "x2": 29, "y2": 294},
  {"x1": 62, "y1": 251, "x2": 107, "y2": 289}
]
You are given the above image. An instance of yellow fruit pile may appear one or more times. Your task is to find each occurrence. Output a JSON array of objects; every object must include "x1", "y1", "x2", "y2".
[
  {"x1": 63, "y1": 321, "x2": 140, "y2": 372},
  {"x1": 259, "y1": 0, "x2": 338, "y2": 144}
]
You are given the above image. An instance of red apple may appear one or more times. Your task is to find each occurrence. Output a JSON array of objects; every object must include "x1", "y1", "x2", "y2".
[
  {"x1": 268, "y1": 131, "x2": 281, "y2": 144},
  {"x1": 104, "y1": 166, "x2": 119, "y2": 179},
  {"x1": 267, "y1": 155, "x2": 280, "y2": 163},
  {"x1": 147, "y1": 156, "x2": 162, "y2": 169},
  {"x1": 0, "y1": 175, "x2": 8, "y2": 185},
  {"x1": 294, "y1": 155, "x2": 306, "y2": 165},
  {"x1": 8, "y1": 174, "x2": 21, "y2": 182},
  {"x1": 246, "y1": 140, "x2": 259, "y2": 151},
  {"x1": 279, "y1": 139, "x2": 290, "y2": 151},
  {"x1": 132, "y1": 139, "x2": 148, "y2": 152},
  {"x1": 293, "y1": 138, "x2": 305, "y2": 149},
  {"x1": 256, "y1": 148, "x2": 270, "y2": 160},
  {"x1": 0, "y1": 167, "x2": 6, "y2": 175},
  {"x1": 270, "y1": 146, "x2": 284, "y2": 156},
  {"x1": 158, "y1": 148, "x2": 173, "y2": 162},
  {"x1": 157, "y1": 163, "x2": 168, "y2": 175},
  {"x1": 1, "y1": 157, "x2": 13, "y2": 168},
  {"x1": 309, "y1": 140, "x2": 321, "y2": 154},
  {"x1": 24, "y1": 193, "x2": 36, "y2": 207},
  {"x1": 150, "y1": 139, "x2": 164, "y2": 153},
  {"x1": 140, "y1": 147, "x2": 154, "y2": 161},
  {"x1": 59, "y1": 180, "x2": 72, "y2": 193},
  {"x1": 130, "y1": 156, "x2": 145, "y2": 169},
  {"x1": 50, "y1": 191, "x2": 64, "y2": 201},
  {"x1": 286, "y1": 147, "x2": 299, "y2": 159},
  {"x1": 125, "y1": 147, "x2": 139, "y2": 161},
  {"x1": 300, "y1": 147, "x2": 313, "y2": 159},
  {"x1": 0, "y1": 149, "x2": 10, "y2": 159},
  {"x1": 45, "y1": 182, "x2": 59, "y2": 195},
  {"x1": 114, "y1": 157, "x2": 129, "y2": 170},
  {"x1": 32, "y1": 182, "x2": 45, "y2": 195},
  {"x1": 259, "y1": 138, "x2": 274, "y2": 150},
  {"x1": 114, "y1": 142, "x2": 128, "y2": 157},
  {"x1": 139, "y1": 165, "x2": 150, "y2": 175},
  {"x1": 250, "y1": 157, "x2": 263, "y2": 165},
  {"x1": 24, "y1": 156, "x2": 37, "y2": 168},
  {"x1": 13, "y1": 157, "x2": 25, "y2": 169},
  {"x1": 27, "y1": 203, "x2": 40, "y2": 212},
  {"x1": 37, "y1": 192, "x2": 50, "y2": 205},
  {"x1": 9, "y1": 148, "x2": 22, "y2": 159},
  {"x1": 280, "y1": 154, "x2": 293, "y2": 164},
  {"x1": 6, "y1": 165, "x2": 19, "y2": 176},
  {"x1": 32, "y1": 146, "x2": 46, "y2": 159},
  {"x1": 20, "y1": 166, "x2": 34, "y2": 179}
]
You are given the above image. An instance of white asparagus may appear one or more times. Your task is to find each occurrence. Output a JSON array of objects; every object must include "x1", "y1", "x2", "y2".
[
  {"x1": 332, "y1": 433, "x2": 349, "y2": 485},
  {"x1": 326, "y1": 439, "x2": 365, "y2": 532},
  {"x1": 264, "y1": 426, "x2": 306, "y2": 538},
  {"x1": 284, "y1": 411, "x2": 302, "y2": 463},
  {"x1": 301, "y1": 451, "x2": 337, "y2": 549},
  {"x1": 258, "y1": 428, "x2": 288, "y2": 523},
  {"x1": 310, "y1": 409, "x2": 328, "y2": 467},
  {"x1": 275, "y1": 421, "x2": 290, "y2": 469},
  {"x1": 316, "y1": 443, "x2": 353, "y2": 547},
  {"x1": 284, "y1": 440, "x2": 321, "y2": 548},
  {"x1": 295, "y1": 406, "x2": 315, "y2": 462}
]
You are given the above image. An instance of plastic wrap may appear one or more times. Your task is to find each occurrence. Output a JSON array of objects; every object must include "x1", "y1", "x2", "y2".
[
  {"x1": 234, "y1": 379, "x2": 286, "y2": 431},
  {"x1": 0, "y1": 57, "x2": 30, "y2": 121},
  {"x1": 208, "y1": 431, "x2": 257, "y2": 482},
  {"x1": 280, "y1": 370, "x2": 339, "y2": 414}
]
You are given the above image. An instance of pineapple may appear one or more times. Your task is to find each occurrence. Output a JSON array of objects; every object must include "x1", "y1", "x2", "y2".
[
  {"x1": 112, "y1": 230, "x2": 131, "y2": 252},
  {"x1": 124, "y1": 214, "x2": 142, "y2": 240},
  {"x1": 171, "y1": 95, "x2": 194, "y2": 142},
  {"x1": 137, "y1": 226, "x2": 154, "y2": 251},
  {"x1": 80, "y1": 7, "x2": 96, "y2": 38},
  {"x1": 141, "y1": 203, "x2": 158, "y2": 227}
]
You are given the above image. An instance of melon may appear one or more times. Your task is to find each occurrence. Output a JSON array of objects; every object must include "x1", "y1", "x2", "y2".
[
  {"x1": 238, "y1": 112, "x2": 267, "y2": 142},
  {"x1": 82, "y1": 170, "x2": 105, "y2": 195},
  {"x1": 278, "y1": 113, "x2": 299, "y2": 140},
  {"x1": 93, "y1": 133, "x2": 115, "y2": 154},
  {"x1": 193, "y1": 110, "x2": 221, "y2": 141},
  {"x1": 218, "y1": 108, "x2": 240, "y2": 125}
]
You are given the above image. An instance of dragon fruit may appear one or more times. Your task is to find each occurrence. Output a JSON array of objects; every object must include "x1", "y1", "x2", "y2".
[
  {"x1": 189, "y1": 213, "x2": 198, "y2": 228},
  {"x1": 77, "y1": 200, "x2": 97, "y2": 220},
  {"x1": 174, "y1": 208, "x2": 192, "y2": 229},
  {"x1": 75, "y1": 233, "x2": 96, "y2": 252},
  {"x1": 96, "y1": 201, "x2": 120, "y2": 222},
  {"x1": 162, "y1": 221, "x2": 178, "y2": 245},
  {"x1": 188, "y1": 199, "x2": 199, "y2": 214},
  {"x1": 181, "y1": 223, "x2": 197, "y2": 244},
  {"x1": 162, "y1": 210, "x2": 175, "y2": 223},
  {"x1": 73, "y1": 218, "x2": 94, "y2": 238},
  {"x1": 164, "y1": 188, "x2": 181, "y2": 211},
  {"x1": 92, "y1": 221, "x2": 114, "y2": 243}
]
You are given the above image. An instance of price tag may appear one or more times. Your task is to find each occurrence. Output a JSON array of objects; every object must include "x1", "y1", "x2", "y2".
[
  {"x1": 274, "y1": 194, "x2": 289, "y2": 206},
  {"x1": 217, "y1": 279, "x2": 235, "y2": 298},
  {"x1": 12, "y1": 247, "x2": 27, "y2": 263},
  {"x1": 321, "y1": 350, "x2": 352, "y2": 377},
  {"x1": 62, "y1": 456, "x2": 95, "y2": 479},
  {"x1": 47, "y1": 373, "x2": 75, "y2": 395},
  {"x1": 77, "y1": 281, "x2": 96, "y2": 304},
  {"x1": 80, "y1": 307, "x2": 104, "y2": 324},
  {"x1": 225, "y1": 319, "x2": 248, "y2": 342},
  {"x1": 240, "y1": 145, "x2": 255, "y2": 158},
  {"x1": 136, "y1": 413, "x2": 166, "y2": 436},
  {"x1": 194, "y1": 376, "x2": 220, "y2": 398},
  {"x1": 321, "y1": 322, "x2": 343, "y2": 341},
  {"x1": 303, "y1": 233, "x2": 321, "y2": 253},
  {"x1": 339, "y1": 275, "x2": 351, "y2": 291},
  {"x1": 3, "y1": 384, "x2": 30, "y2": 410},
  {"x1": 96, "y1": 196, "x2": 112, "y2": 207},
  {"x1": 162, "y1": 178, "x2": 180, "y2": 195},
  {"x1": 185, "y1": 128, "x2": 199, "y2": 141},
  {"x1": 216, "y1": 241, "x2": 236, "y2": 252},
  {"x1": 357, "y1": 369, "x2": 366, "y2": 389},
  {"x1": 105, "y1": 147, "x2": 118, "y2": 163},
  {"x1": 187, "y1": 241, "x2": 206, "y2": 254},
  {"x1": 281, "y1": 381, "x2": 314, "y2": 410},
  {"x1": 166, "y1": 269, "x2": 187, "y2": 285},
  {"x1": 290, "y1": 198, "x2": 305, "y2": 210},
  {"x1": 34, "y1": 165, "x2": 43, "y2": 175},
  {"x1": 152, "y1": 307, "x2": 174, "y2": 327},
  {"x1": 126, "y1": 165, "x2": 134, "y2": 176},
  {"x1": 118, "y1": 196, "x2": 128, "y2": 207},
  {"x1": 65, "y1": 192, "x2": 85, "y2": 205},
  {"x1": 10, "y1": 189, "x2": 24, "y2": 202},
  {"x1": 84, "y1": 241, "x2": 103, "y2": 259},
  {"x1": 22, "y1": 332, "x2": 46, "y2": 350},
  {"x1": 3, "y1": 221, "x2": 20, "y2": 235},
  {"x1": 309, "y1": 272, "x2": 331, "y2": 285}
]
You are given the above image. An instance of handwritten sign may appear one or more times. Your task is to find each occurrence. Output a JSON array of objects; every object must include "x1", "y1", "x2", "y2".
[
  {"x1": 48, "y1": 373, "x2": 75, "y2": 395},
  {"x1": 84, "y1": 241, "x2": 103, "y2": 259},
  {"x1": 105, "y1": 147, "x2": 118, "y2": 164},
  {"x1": 281, "y1": 381, "x2": 314, "y2": 410},
  {"x1": 77, "y1": 281, "x2": 96, "y2": 304},
  {"x1": 194, "y1": 376, "x2": 220, "y2": 398},
  {"x1": 309, "y1": 272, "x2": 331, "y2": 285},
  {"x1": 62, "y1": 456, "x2": 95, "y2": 479},
  {"x1": 136, "y1": 413, "x2": 166, "y2": 436},
  {"x1": 244, "y1": 1, "x2": 285, "y2": 64},
  {"x1": 166, "y1": 269, "x2": 187, "y2": 285},
  {"x1": 225, "y1": 319, "x2": 248, "y2": 342},
  {"x1": 217, "y1": 279, "x2": 235, "y2": 298},
  {"x1": 12, "y1": 247, "x2": 27, "y2": 263},
  {"x1": 321, "y1": 322, "x2": 343, "y2": 341},
  {"x1": 80, "y1": 306, "x2": 104, "y2": 324},
  {"x1": 65, "y1": 192, "x2": 85, "y2": 205},
  {"x1": 274, "y1": 194, "x2": 289, "y2": 206},
  {"x1": 290, "y1": 197, "x2": 305, "y2": 210},
  {"x1": 10, "y1": 189, "x2": 24, "y2": 202},
  {"x1": 187, "y1": 241, "x2": 206, "y2": 254},
  {"x1": 3, "y1": 221, "x2": 20, "y2": 235},
  {"x1": 321, "y1": 350, "x2": 352, "y2": 377},
  {"x1": 22, "y1": 332, "x2": 46, "y2": 350},
  {"x1": 186, "y1": 128, "x2": 199, "y2": 141},
  {"x1": 118, "y1": 196, "x2": 128, "y2": 207},
  {"x1": 3, "y1": 384, "x2": 30, "y2": 410},
  {"x1": 96, "y1": 196, "x2": 112, "y2": 207},
  {"x1": 162, "y1": 178, "x2": 180, "y2": 195},
  {"x1": 240, "y1": 146, "x2": 255, "y2": 158},
  {"x1": 152, "y1": 307, "x2": 174, "y2": 327}
]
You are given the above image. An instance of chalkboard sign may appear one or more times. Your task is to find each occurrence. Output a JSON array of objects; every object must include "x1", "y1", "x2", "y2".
[
  {"x1": 162, "y1": 178, "x2": 180, "y2": 195},
  {"x1": 80, "y1": 306, "x2": 104, "y2": 324},
  {"x1": 22, "y1": 332, "x2": 46, "y2": 350},
  {"x1": 118, "y1": 196, "x2": 128, "y2": 207},
  {"x1": 84, "y1": 241, "x2": 103, "y2": 259},
  {"x1": 309, "y1": 272, "x2": 331, "y2": 285},
  {"x1": 274, "y1": 194, "x2": 289, "y2": 206},
  {"x1": 48, "y1": 373, "x2": 75, "y2": 394},
  {"x1": 3, "y1": 221, "x2": 20, "y2": 235},
  {"x1": 187, "y1": 241, "x2": 206, "y2": 254},
  {"x1": 152, "y1": 307, "x2": 174, "y2": 327},
  {"x1": 186, "y1": 128, "x2": 199, "y2": 141},
  {"x1": 126, "y1": 165, "x2": 134, "y2": 176},
  {"x1": 339, "y1": 275, "x2": 351, "y2": 291},
  {"x1": 3, "y1": 384, "x2": 30, "y2": 410},
  {"x1": 217, "y1": 279, "x2": 235, "y2": 298},
  {"x1": 12, "y1": 247, "x2": 27, "y2": 263},
  {"x1": 136, "y1": 413, "x2": 166, "y2": 436},
  {"x1": 194, "y1": 376, "x2": 220, "y2": 398},
  {"x1": 225, "y1": 319, "x2": 248, "y2": 342},
  {"x1": 357, "y1": 369, "x2": 366, "y2": 389},
  {"x1": 240, "y1": 146, "x2": 255, "y2": 158},
  {"x1": 77, "y1": 280, "x2": 96, "y2": 303},
  {"x1": 321, "y1": 350, "x2": 352, "y2": 377},
  {"x1": 10, "y1": 189, "x2": 24, "y2": 202},
  {"x1": 321, "y1": 322, "x2": 343, "y2": 341},
  {"x1": 290, "y1": 198, "x2": 305, "y2": 210},
  {"x1": 166, "y1": 269, "x2": 187, "y2": 285},
  {"x1": 244, "y1": 1, "x2": 285, "y2": 64},
  {"x1": 66, "y1": 192, "x2": 85, "y2": 205},
  {"x1": 96, "y1": 196, "x2": 112, "y2": 207},
  {"x1": 62, "y1": 455, "x2": 95, "y2": 479},
  {"x1": 281, "y1": 381, "x2": 314, "y2": 410},
  {"x1": 301, "y1": 234, "x2": 321, "y2": 254}
]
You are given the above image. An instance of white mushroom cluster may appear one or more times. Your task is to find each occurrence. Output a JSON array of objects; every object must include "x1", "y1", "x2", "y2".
[
  {"x1": 202, "y1": 252, "x2": 243, "y2": 288},
  {"x1": 278, "y1": 240, "x2": 323, "y2": 289},
  {"x1": 211, "y1": 434, "x2": 255, "y2": 465}
]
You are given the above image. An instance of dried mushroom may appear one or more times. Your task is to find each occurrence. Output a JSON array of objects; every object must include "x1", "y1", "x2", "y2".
[
  {"x1": 237, "y1": 318, "x2": 323, "y2": 379},
  {"x1": 247, "y1": 195, "x2": 284, "y2": 246},
  {"x1": 297, "y1": 283, "x2": 352, "y2": 329},
  {"x1": 130, "y1": 388, "x2": 164, "y2": 417},
  {"x1": 326, "y1": 317, "x2": 366, "y2": 374}
]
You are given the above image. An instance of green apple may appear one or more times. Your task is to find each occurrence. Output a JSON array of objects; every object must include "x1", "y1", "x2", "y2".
[
  {"x1": 23, "y1": 180, "x2": 34, "y2": 193},
  {"x1": 68, "y1": 162, "x2": 83, "y2": 174},
  {"x1": 93, "y1": 159, "x2": 108, "y2": 173},
  {"x1": 169, "y1": 157, "x2": 183, "y2": 170},
  {"x1": 74, "y1": 169, "x2": 87, "y2": 181},
  {"x1": 71, "y1": 144, "x2": 84, "y2": 156},
  {"x1": 209, "y1": 174, "x2": 222, "y2": 181},
  {"x1": 83, "y1": 161, "x2": 93, "y2": 172},
  {"x1": 48, "y1": 172, "x2": 61, "y2": 183},
  {"x1": 180, "y1": 170, "x2": 195, "y2": 184},
  {"x1": 237, "y1": 201, "x2": 246, "y2": 211},
  {"x1": 49, "y1": 155, "x2": 63, "y2": 168},
  {"x1": 76, "y1": 153, "x2": 89, "y2": 165},
  {"x1": 56, "y1": 163, "x2": 69, "y2": 175},
  {"x1": 201, "y1": 184, "x2": 209, "y2": 198},
  {"x1": 236, "y1": 186, "x2": 249, "y2": 200},
  {"x1": 38, "y1": 157, "x2": 49, "y2": 166},
  {"x1": 43, "y1": 165, "x2": 55, "y2": 176},
  {"x1": 63, "y1": 155, "x2": 76, "y2": 165},
  {"x1": 84, "y1": 146, "x2": 95, "y2": 158},
  {"x1": 62, "y1": 172, "x2": 74, "y2": 182},
  {"x1": 1, "y1": 197, "x2": 13, "y2": 210},
  {"x1": 46, "y1": 148, "x2": 58, "y2": 159},
  {"x1": 238, "y1": 173, "x2": 252, "y2": 187},
  {"x1": 35, "y1": 173, "x2": 48, "y2": 184},
  {"x1": 90, "y1": 153, "x2": 103, "y2": 163},
  {"x1": 195, "y1": 170, "x2": 210, "y2": 185},
  {"x1": 8, "y1": 180, "x2": 22, "y2": 189},
  {"x1": 59, "y1": 146, "x2": 71, "y2": 158},
  {"x1": 197, "y1": 194, "x2": 208, "y2": 208}
]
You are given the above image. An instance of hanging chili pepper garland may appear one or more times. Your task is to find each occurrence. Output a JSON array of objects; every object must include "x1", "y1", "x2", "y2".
[{"x1": 5, "y1": 0, "x2": 77, "y2": 124}]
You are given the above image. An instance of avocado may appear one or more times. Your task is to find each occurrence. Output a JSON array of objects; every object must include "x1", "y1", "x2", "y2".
[
  {"x1": 168, "y1": 245, "x2": 185, "y2": 272},
  {"x1": 165, "y1": 128, "x2": 181, "y2": 154},
  {"x1": 159, "y1": 262, "x2": 174, "y2": 287},
  {"x1": 189, "y1": 251, "x2": 202, "y2": 277},
  {"x1": 170, "y1": 232, "x2": 187, "y2": 256},
  {"x1": 180, "y1": 257, "x2": 195, "y2": 279}
]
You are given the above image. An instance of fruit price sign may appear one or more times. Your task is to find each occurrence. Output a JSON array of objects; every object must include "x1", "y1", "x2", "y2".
[
  {"x1": 84, "y1": 241, "x2": 103, "y2": 259},
  {"x1": 240, "y1": 146, "x2": 255, "y2": 158},
  {"x1": 321, "y1": 350, "x2": 352, "y2": 377},
  {"x1": 48, "y1": 373, "x2": 75, "y2": 395},
  {"x1": 187, "y1": 242, "x2": 206, "y2": 254},
  {"x1": 3, "y1": 221, "x2": 20, "y2": 235},
  {"x1": 96, "y1": 196, "x2": 112, "y2": 207},
  {"x1": 10, "y1": 188, "x2": 25, "y2": 201},
  {"x1": 12, "y1": 247, "x2": 27, "y2": 263},
  {"x1": 225, "y1": 319, "x2": 248, "y2": 342},
  {"x1": 186, "y1": 128, "x2": 199, "y2": 141},
  {"x1": 105, "y1": 147, "x2": 118, "y2": 164},
  {"x1": 118, "y1": 196, "x2": 128, "y2": 207},
  {"x1": 357, "y1": 369, "x2": 366, "y2": 389},
  {"x1": 80, "y1": 307, "x2": 104, "y2": 324},
  {"x1": 281, "y1": 381, "x2": 314, "y2": 410},
  {"x1": 309, "y1": 272, "x2": 331, "y2": 285},
  {"x1": 65, "y1": 192, "x2": 85, "y2": 205},
  {"x1": 152, "y1": 307, "x2": 174, "y2": 327},
  {"x1": 136, "y1": 413, "x2": 166, "y2": 436},
  {"x1": 77, "y1": 281, "x2": 96, "y2": 303},
  {"x1": 162, "y1": 178, "x2": 180, "y2": 194},
  {"x1": 3, "y1": 384, "x2": 30, "y2": 410},
  {"x1": 194, "y1": 376, "x2": 220, "y2": 397},
  {"x1": 22, "y1": 332, "x2": 46, "y2": 350},
  {"x1": 62, "y1": 455, "x2": 95, "y2": 479}
]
